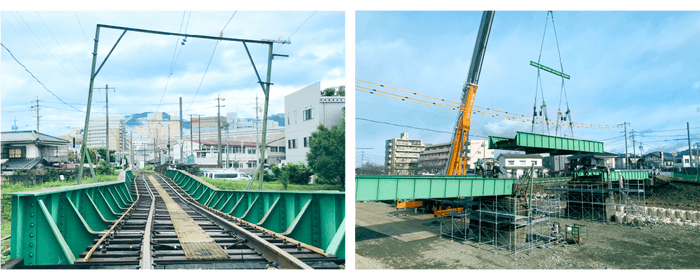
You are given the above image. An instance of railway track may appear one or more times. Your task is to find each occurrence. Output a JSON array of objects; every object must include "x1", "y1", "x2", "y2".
[{"x1": 33, "y1": 172, "x2": 344, "y2": 269}]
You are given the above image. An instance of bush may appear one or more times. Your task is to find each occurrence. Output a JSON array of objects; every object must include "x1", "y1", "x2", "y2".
[
  {"x1": 263, "y1": 170, "x2": 275, "y2": 182},
  {"x1": 271, "y1": 163, "x2": 312, "y2": 185},
  {"x1": 96, "y1": 160, "x2": 114, "y2": 175}
]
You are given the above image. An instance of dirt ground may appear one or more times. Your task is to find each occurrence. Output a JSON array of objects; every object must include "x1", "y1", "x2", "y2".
[{"x1": 356, "y1": 201, "x2": 700, "y2": 269}]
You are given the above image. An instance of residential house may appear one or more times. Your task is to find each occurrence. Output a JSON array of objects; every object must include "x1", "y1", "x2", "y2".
[
  {"x1": 568, "y1": 152, "x2": 618, "y2": 170},
  {"x1": 643, "y1": 151, "x2": 674, "y2": 170},
  {"x1": 1, "y1": 130, "x2": 69, "y2": 173},
  {"x1": 497, "y1": 153, "x2": 545, "y2": 178}
]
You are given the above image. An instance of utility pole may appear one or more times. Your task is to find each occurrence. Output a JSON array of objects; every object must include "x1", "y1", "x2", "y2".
[
  {"x1": 130, "y1": 132, "x2": 133, "y2": 170},
  {"x1": 105, "y1": 85, "x2": 110, "y2": 166},
  {"x1": 168, "y1": 125, "x2": 171, "y2": 164},
  {"x1": 255, "y1": 94, "x2": 260, "y2": 176},
  {"x1": 226, "y1": 124, "x2": 230, "y2": 169},
  {"x1": 31, "y1": 96, "x2": 40, "y2": 132},
  {"x1": 695, "y1": 143, "x2": 700, "y2": 180},
  {"x1": 624, "y1": 122, "x2": 629, "y2": 169},
  {"x1": 180, "y1": 97, "x2": 183, "y2": 164},
  {"x1": 198, "y1": 115, "x2": 201, "y2": 158},
  {"x1": 688, "y1": 122, "x2": 693, "y2": 168},
  {"x1": 217, "y1": 94, "x2": 224, "y2": 168},
  {"x1": 189, "y1": 114, "x2": 194, "y2": 161},
  {"x1": 631, "y1": 130, "x2": 636, "y2": 169}
]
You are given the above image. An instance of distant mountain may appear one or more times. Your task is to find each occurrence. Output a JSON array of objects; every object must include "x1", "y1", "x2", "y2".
[
  {"x1": 269, "y1": 113, "x2": 285, "y2": 127},
  {"x1": 124, "y1": 112, "x2": 281, "y2": 130},
  {"x1": 125, "y1": 112, "x2": 170, "y2": 127}
]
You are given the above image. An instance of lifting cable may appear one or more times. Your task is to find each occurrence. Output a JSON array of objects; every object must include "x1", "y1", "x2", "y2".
[
  {"x1": 550, "y1": 11, "x2": 574, "y2": 137},
  {"x1": 533, "y1": 11, "x2": 551, "y2": 135}
]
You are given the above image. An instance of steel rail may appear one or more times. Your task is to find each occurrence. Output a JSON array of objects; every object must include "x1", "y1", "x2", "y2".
[
  {"x1": 160, "y1": 174, "x2": 330, "y2": 256},
  {"x1": 157, "y1": 174, "x2": 313, "y2": 269},
  {"x1": 83, "y1": 175, "x2": 140, "y2": 261},
  {"x1": 141, "y1": 176, "x2": 156, "y2": 269}
]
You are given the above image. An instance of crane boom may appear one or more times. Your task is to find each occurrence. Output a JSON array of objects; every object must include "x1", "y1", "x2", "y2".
[{"x1": 446, "y1": 11, "x2": 495, "y2": 175}]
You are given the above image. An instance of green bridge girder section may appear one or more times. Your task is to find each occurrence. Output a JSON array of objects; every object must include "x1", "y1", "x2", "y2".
[
  {"x1": 576, "y1": 170, "x2": 650, "y2": 180},
  {"x1": 355, "y1": 176, "x2": 516, "y2": 201},
  {"x1": 489, "y1": 132, "x2": 604, "y2": 156},
  {"x1": 166, "y1": 169, "x2": 345, "y2": 259},
  {"x1": 8, "y1": 171, "x2": 135, "y2": 266}
]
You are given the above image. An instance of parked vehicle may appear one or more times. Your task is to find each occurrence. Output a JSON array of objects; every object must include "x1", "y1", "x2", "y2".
[{"x1": 205, "y1": 171, "x2": 252, "y2": 181}]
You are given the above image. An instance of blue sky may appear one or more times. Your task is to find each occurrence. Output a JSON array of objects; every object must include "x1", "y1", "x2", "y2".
[
  {"x1": 1, "y1": 11, "x2": 344, "y2": 136},
  {"x1": 356, "y1": 11, "x2": 700, "y2": 166}
]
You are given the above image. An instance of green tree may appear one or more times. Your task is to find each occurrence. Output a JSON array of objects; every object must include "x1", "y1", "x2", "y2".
[
  {"x1": 307, "y1": 122, "x2": 345, "y2": 186},
  {"x1": 337, "y1": 85, "x2": 345, "y2": 96},
  {"x1": 321, "y1": 87, "x2": 336, "y2": 96},
  {"x1": 97, "y1": 148, "x2": 116, "y2": 162},
  {"x1": 286, "y1": 163, "x2": 313, "y2": 184},
  {"x1": 278, "y1": 168, "x2": 290, "y2": 190},
  {"x1": 96, "y1": 160, "x2": 114, "y2": 175}
]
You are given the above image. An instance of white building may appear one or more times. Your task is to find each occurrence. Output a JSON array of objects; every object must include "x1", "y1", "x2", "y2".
[
  {"x1": 284, "y1": 82, "x2": 345, "y2": 164},
  {"x1": 386, "y1": 132, "x2": 425, "y2": 175},
  {"x1": 497, "y1": 153, "x2": 545, "y2": 178},
  {"x1": 86, "y1": 116, "x2": 128, "y2": 153},
  {"x1": 417, "y1": 139, "x2": 493, "y2": 175},
  {"x1": 172, "y1": 139, "x2": 285, "y2": 174}
]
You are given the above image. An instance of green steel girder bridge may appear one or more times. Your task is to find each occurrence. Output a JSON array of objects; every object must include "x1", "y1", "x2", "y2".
[
  {"x1": 356, "y1": 132, "x2": 648, "y2": 202},
  {"x1": 4, "y1": 169, "x2": 344, "y2": 269}
]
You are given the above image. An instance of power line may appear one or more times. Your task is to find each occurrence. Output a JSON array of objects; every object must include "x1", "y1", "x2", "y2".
[
  {"x1": 289, "y1": 11, "x2": 316, "y2": 39},
  {"x1": 4, "y1": 13, "x2": 85, "y2": 92},
  {"x1": 241, "y1": 11, "x2": 317, "y2": 91},
  {"x1": 36, "y1": 11, "x2": 88, "y2": 81},
  {"x1": 14, "y1": 12, "x2": 87, "y2": 90},
  {"x1": 221, "y1": 11, "x2": 237, "y2": 33},
  {"x1": 1, "y1": 43, "x2": 83, "y2": 113},
  {"x1": 73, "y1": 12, "x2": 91, "y2": 47},
  {"x1": 356, "y1": 79, "x2": 623, "y2": 129},
  {"x1": 356, "y1": 117, "x2": 491, "y2": 138}
]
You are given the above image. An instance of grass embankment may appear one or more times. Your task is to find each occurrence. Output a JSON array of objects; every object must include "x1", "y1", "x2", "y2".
[
  {"x1": 0, "y1": 174, "x2": 119, "y2": 264},
  {"x1": 199, "y1": 176, "x2": 341, "y2": 191}
]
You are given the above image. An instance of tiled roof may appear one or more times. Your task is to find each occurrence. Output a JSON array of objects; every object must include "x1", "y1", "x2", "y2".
[
  {"x1": 2, "y1": 157, "x2": 44, "y2": 170},
  {"x1": 1, "y1": 130, "x2": 69, "y2": 144}
]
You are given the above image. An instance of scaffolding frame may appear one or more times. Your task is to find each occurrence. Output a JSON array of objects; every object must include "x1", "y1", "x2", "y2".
[
  {"x1": 545, "y1": 178, "x2": 646, "y2": 221},
  {"x1": 440, "y1": 194, "x2": 563, "y2": 256}
]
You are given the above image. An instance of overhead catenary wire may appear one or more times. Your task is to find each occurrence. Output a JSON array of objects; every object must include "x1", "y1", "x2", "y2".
[
  {"x1": 186, "y1": 11, "x2": 238, "y2": 114},
  {"x1": 155, "y1": 11, "x2": 190, "y2": 115}
]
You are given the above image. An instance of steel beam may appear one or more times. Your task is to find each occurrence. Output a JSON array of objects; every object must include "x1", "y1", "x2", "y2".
[
  {"x1": 356, "y1": 176, "x2": 515, "y2": 201},
  {"x1": 9, "y1": 170, "x2": 135, "y2": 265},
  {"x1": 165, "y1": 169, "x2": 345, "y2": 259}
]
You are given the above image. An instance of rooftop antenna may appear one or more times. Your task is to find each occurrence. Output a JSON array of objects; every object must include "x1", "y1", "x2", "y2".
[{"x1": 12, "y1": 117, "x2": 18, "y2": 130}]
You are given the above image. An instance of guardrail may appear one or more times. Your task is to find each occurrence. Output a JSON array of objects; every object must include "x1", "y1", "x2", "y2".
[
  {"x1": 8, "y1": 170, "x2": 135, "y2": 266},
  {"x1": 165, "y1": 169, "x2": 345, "y2": 259}
]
